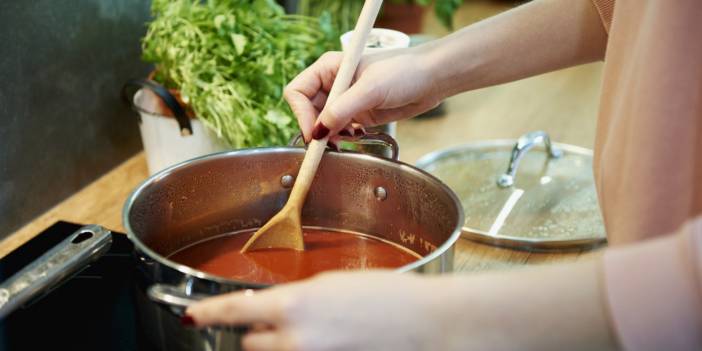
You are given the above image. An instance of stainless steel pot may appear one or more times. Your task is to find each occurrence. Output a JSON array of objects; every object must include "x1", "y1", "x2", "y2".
[{"x1": 122, "y1": 135, "x2": 464, "y2": 351}]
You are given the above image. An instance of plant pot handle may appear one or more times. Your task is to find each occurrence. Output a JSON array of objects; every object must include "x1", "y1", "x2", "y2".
[{"x1": 121, "y1": 79, "x2": 194, "y2": 136}]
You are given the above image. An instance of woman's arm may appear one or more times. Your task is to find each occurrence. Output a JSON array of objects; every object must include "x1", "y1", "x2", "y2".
[
  {"x1": 437, "y1": 258, "x2": 618, "y2": 351},
  {"x1": 286, "y1": 0, "x2": 608, "y2": 139},
  {"x1": 424, "y1": 0, "x2": 608, "y2": 98}
]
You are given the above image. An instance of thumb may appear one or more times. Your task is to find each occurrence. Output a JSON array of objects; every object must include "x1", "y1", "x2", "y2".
[{"x1": 314, "y1": 80, "x2": 384, "y2": 137}]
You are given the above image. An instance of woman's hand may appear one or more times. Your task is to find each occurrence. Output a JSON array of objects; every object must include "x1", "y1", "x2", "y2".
[
  {"x1": 284, "y1": 48, "x2": 442, "y2": 142},
  {"x1": 185, "y1": 271, "x2": 445, "y2": 351}
]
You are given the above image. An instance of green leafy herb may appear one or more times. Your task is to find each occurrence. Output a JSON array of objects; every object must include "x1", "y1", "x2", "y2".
[
  {"x1": 432, "y1": 0, "x2": 462, "y2": 29},
  {"x1": 142, "y1": 0, "x2": 338, "y2": 148},
  {"x1": 297, "y1": 0, "x2": 365, "y2": 34},
  {"x1": 297, "y1": 0, "x2": 463, "y2": 33}
]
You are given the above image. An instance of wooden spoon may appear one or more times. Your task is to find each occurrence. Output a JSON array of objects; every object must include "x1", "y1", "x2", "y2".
[{"x1": 241, "y1": 0, "x2": 384, "y2": 253}]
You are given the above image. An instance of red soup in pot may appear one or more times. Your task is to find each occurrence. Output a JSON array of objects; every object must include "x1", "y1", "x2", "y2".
[{"x1": 168, "y1": 228, "x2": 421, "y2": 284}]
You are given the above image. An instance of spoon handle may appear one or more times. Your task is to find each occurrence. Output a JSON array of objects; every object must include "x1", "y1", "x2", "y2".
[
  {"x1": 288, "y1": 0, "x2": 383, "y2": 206},
  {"x1": 327, "y1": 0, "x2": 383, "y2": 102},
  {"x1": 288, "y1": 138, "x2": 327, "y2": 205}
]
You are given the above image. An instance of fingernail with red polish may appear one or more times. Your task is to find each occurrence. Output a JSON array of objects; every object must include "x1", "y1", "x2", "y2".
[
  {"x1": 181, "y1": 315, "x2": 196, "y2": 327},
  {"x1": 339, "y1": 129, "x2": 352, "y2": 137},
  {"x1": 311, "y1": 123, "x2": 330, "y2": 140}
]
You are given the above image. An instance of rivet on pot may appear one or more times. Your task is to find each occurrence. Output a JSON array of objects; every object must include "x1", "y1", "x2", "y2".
[
  {"x1": 281, "y1": 175, "x2": 294, "y2": 188},
  {"x1": 374, "y1": 186, "x2": 388, "y2": 201}
]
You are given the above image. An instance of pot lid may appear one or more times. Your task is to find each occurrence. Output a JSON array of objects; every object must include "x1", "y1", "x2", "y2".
[{"x1": 416, "y1": 131, "x2": 606, "y2": 250}]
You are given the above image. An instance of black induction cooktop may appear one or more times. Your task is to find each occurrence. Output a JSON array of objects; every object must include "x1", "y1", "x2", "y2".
[{"x1": 0, "y1": 221, "x2": 155, "y2": 351}]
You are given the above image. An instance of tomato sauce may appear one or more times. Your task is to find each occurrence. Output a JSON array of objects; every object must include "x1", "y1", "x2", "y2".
[{"x1": 169, "y1": 229, "x2": 420, "y2": 284}]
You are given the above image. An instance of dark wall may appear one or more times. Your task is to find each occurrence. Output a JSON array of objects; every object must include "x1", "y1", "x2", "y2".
[{"x1": 0, "y1": 1, "x2": 151, "y2": 238}]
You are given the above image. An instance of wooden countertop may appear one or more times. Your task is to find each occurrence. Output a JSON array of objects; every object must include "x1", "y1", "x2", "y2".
[{"x1": 0, "y1": 59, "x2": 604, "y2": 271}]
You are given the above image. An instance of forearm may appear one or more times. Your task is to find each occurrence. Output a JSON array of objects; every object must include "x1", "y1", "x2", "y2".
[
  {"x1": 418, "y1": 0, "x2": 607, "y2": 98},
  {"x1": 431, "y1": 258, "x2": 619, "y2": 351}
]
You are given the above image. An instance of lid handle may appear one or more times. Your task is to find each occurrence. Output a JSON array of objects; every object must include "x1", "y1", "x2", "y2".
[{"x1": 497, "y1": 131, "x2": 563, "y2": 188}]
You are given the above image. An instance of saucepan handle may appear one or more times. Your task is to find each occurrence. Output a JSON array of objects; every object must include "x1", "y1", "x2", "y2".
[
  {"x1": 288, "y1": 132, "x2": 400, "y2": 161},
  {"x1": 147, "y1": 283, "x2": 207, "y2": 314},
  {"x1": 0, "y1": 225, "x2": 112, "y2": 319},
  {"x1": 497, "y1": 130, "x2": 563, "y2": 188},
  {"x1": 147, "y1": 284, "x2": 250, "y2": 334}
]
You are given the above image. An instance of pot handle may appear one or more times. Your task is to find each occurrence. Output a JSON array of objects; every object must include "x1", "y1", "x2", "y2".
[
  {"x1": 288, "y1": 132, "x2": 400, "y2": 161},
  {"x1": 497, "y1": 131, "x2": 563, "y2": 188},
  {"x1": 121, "y1": 79, "x2": 194, "y2": 137},
  {"x1": 0, "y1": 225, "x2": 112, "y2": 319},
  {"x1": 147, "y1": 284, "x2": 250, "y2": 334},
  {"x1": 147, "y1": 283, "x2": 208, "y2": 315}
]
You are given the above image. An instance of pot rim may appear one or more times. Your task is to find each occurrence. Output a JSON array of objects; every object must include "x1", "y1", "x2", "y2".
[{"x1": 123, "y1": 146, "x2": 464, "y2": 287}]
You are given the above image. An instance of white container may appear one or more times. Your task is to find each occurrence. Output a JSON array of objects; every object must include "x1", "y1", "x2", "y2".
[
  {"x1": 340, "y1": 28, "x2": 411, "y2": 54},
  {"x1": 340, "y1": 28, "x2": 410, "y2": 144},
  {"x1": 340, "y1": 28, "x2": 410, "y2": 139},
  {"x1": 133, "y1": 89, "x2": 228, "y2": 175}
]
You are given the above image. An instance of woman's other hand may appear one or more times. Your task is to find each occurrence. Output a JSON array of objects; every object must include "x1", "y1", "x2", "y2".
[{"x1": 183, "y1": 260, "x2": 617, "y2": 351}]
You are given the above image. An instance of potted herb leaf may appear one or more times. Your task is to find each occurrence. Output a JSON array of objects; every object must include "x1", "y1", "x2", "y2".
[
  {"x1": 139, "y1": 0, "x2": 337, "y2": 150},
  {"x1": 296, "y1": 0, "x2": 463, "y2": 34}
]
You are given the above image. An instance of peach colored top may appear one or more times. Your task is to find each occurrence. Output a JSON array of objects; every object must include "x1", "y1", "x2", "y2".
[{"x1": 590, "y1": 0, "x2": 702, "y2": 349}]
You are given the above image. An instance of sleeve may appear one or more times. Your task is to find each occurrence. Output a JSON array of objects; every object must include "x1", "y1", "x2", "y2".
[
  {"x1": 603, "y1": 216, "x2": 702, "y2": 350},
  {"x1": 590, "y1": 0, "x2": 615, "y2": 33}
]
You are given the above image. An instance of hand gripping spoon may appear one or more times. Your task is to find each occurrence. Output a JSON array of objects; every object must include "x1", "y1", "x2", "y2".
[{"x1": 241, "y1": 0, "x2": 384, "y2": 252}]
